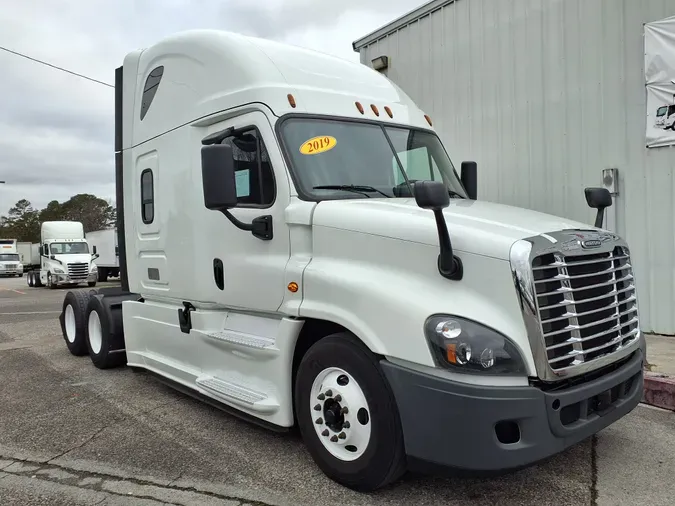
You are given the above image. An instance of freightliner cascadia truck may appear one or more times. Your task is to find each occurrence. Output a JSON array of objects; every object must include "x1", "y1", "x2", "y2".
[{"x1": 58, "y1": 30, "x2": 645, "y2": 492}]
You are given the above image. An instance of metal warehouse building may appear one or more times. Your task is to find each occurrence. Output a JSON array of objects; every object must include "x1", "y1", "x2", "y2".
[{"x1": 354, "y1": 0, "x2": 675, "y2": 335}]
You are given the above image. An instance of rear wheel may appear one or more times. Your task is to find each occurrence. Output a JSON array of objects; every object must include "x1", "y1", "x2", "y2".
[
  {"x1": 59, "y1": 291, "x2": 91, "y2": 356},
  {"x1": 27, "y1": 272, "x2": 33, "y2": 287},
  {"x1": 85, "y1": 296, "x2": 126, "y2": 369},
  {"x1": 294, "y1": 333, "x2": 406, "y2": 492}
]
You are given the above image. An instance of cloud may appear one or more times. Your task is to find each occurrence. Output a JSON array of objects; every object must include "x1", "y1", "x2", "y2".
[{"x1": 0, "y1": 0, "x2": 419, "y2": 214}]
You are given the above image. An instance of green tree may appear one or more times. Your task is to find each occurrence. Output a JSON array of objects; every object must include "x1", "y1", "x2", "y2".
[
  {"x1": 0, "y1": 199, "x2": 40, "y2": 242},
  {"x1": 59, "y1": 194, "x2": 116, "y2": 233},
  {"x1": 1, "y1": 194, "x2": 115, "y2": 241}
]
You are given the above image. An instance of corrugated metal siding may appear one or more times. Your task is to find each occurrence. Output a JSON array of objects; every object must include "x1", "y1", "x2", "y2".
[{"x1": 358, "y1": 0, "x2": 675, "y2": 335}]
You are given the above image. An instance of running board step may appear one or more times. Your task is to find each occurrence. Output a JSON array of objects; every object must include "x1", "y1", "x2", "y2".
[
  {"x1": 202, "y1": 330, "x2": 275, "y2": 349},
  {"x1": 195, "y1": 376, "x2": 279, "y2": 414}
]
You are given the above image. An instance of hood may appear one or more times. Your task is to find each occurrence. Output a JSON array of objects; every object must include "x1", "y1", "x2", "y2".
[
  {"x1": 311, "y1": 198, "x2": 594, "y2": 260},
  {"x1": 52, "y1": 253, "x2": 93, "y2": 265}
]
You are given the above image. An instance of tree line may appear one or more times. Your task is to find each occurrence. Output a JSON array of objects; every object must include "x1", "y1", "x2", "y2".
[{"x1": 0, "y1": 194, "x2": 116, "y2": 243}]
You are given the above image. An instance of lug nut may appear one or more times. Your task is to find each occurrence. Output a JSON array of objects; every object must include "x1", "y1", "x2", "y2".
[
  {"x1": 338, "y1": 432, "x2": 346, "y2": 440},
  {"x1": 322, "y1": 429, "x2": 329, "y2": 437},
  {"x1": 330, "y1": 435, "x2": 338, "y2": 442},
  {"x1": 315, "y1": 418, "x2": 323, "y2": 424},
  {"x1": 334, "y1": 394, "x2": 342, "y2": 402},
  {"x1": 343, "y1": 421, "x2": 350, "y2": 429},
  {"x1": 325, "y1": 389, "x2": 333, "y2": 397},
  {"x1": 317, "y1": 393, "x2": 325, "y2": 400},
  {"x1": 340, "y1": 407, "x2": 349, "y2": 415},
  {"x1": 314, "y1": 404, "x2": 321, "y2": 411}
]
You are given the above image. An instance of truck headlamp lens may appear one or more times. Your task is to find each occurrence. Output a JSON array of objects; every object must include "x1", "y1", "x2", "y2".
[
  {"x1": 424, "y1": 315, "x2": 525, "y2": 375},
  {"x1": 54, "y1": 267, "x2": 64, "y2": 273}
]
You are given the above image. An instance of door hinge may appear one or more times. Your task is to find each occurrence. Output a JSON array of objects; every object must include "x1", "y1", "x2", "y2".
[{"x1": 178, "y1": 301, "x2": 196, "y2": 334}]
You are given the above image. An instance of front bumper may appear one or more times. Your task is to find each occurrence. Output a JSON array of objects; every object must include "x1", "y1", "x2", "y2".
[
  {"x1": 53, "y1": 273, "x2": 97, "y2": 284},
  {"x1": 0, "y1": 269, "x2": 22, "y2": 276},
  {"x1": 381, "y1": 349, "x2": 644, "y2": 474}
]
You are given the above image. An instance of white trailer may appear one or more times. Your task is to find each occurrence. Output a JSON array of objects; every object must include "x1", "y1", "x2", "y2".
[
  {"x1": 353, "y1": 0, "x2": 675, "y2": 335},
  {"x1": 0, "y1": 239, "x2": 23, "y2": 277},
  {"x1": 58, "y1": 29, "x2": 645, "y2": 492},
  {"x1": 27, "y1": 221, "x2": 99, "y2": 289},
  {"x1": 16, "y1": 242, "x2": 40, "y2": 272},
  {"x1": 85, "y1": 228, "x2": 119, "y2": 281}
]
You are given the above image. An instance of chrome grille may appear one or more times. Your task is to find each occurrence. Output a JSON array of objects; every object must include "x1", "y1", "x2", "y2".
[
  {"x1": 532, "y1": 246, "x2": 639, "y2": 373},
  {"x1": 67, "y1": 263, "x2": 89, "y2": 280}
]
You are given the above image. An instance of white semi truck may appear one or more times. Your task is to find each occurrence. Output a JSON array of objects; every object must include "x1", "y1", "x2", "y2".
[
  {"x1": 85, "y1": 228, "x2": 119, "y2": 281},
  {"x1": 27, "y1": 221, "x2": 99, "y2": 288},
  {"x1": 0, "y1": 239, "x2": 23, "y2": 277},
  {"x1": 58, "y1": 30, "x2": 645, "y2": 492}
]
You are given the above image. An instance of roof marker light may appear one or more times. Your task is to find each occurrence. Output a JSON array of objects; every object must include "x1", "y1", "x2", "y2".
[
  {"x1": 288, "y1": 94, "x2": 297, "y2": 108},
  {"x1": 384, "y1": 106, "x2": 393, "y2": 118},
  {"x1": 355, "y1": 101, "x2": 364, "y2": 114},
  {"x1": 371, "y1": 104, "x2": 380, "y2": 116},
  {"x1": 424, "y1": 114, "x2": 433, "y2": 126}
]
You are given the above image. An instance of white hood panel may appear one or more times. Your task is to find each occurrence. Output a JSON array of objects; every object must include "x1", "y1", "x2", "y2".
[{"x1": 311, "y1": 198, "x2": 593, "y2": 260}]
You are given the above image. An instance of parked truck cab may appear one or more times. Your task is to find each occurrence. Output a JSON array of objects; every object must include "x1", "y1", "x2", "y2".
[
  {"x1": 30, "y1": 221, "x2": 99, "y2": 289},
  {"x1": 0, "y1": 239, "x2": 23, "y2": 277},
  {"x1": 59, "y1": 30, "x2": 645, "y2": 492}
]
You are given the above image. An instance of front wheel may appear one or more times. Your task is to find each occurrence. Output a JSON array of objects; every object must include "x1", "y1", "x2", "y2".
[
  {"x1": 88, "y1": 281, "x2": 97, "y2": 287},
  {"x1": 47, "y1": 273, "x2": 57, "y2": 289},
  {"x1": 294, "y1": 333, "x2": 406, "y2": 492}
]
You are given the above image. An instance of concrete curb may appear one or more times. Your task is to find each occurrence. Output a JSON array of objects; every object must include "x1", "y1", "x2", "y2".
[{"x1": 642, "y1": 371, "x2": 675, "y2": 411}]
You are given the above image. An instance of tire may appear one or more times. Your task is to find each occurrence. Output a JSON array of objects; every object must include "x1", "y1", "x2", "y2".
[
  {"x1": 60, "y1": 291, "x2": 91, "y2": 356},
  {"x1": 97, "y1": 268, "x2": 107, "y2": 282},
  {"x1": 47, "y1": 273, "x2": 57, "y2": 289},
  {"x1": 34, "y1": 272, "x2": 43, "y2": 288},
  {"x1": 27, "y1": 272, "x2": 33, "y2": 287},
  {"x1": 85, "y1": 296, "x2": 126, "y2": 369},
  {"x1": 294, "y1": 333, "x2": 407, "y2": 492},
  {"x1": 88, "y1": 281, "x2": 97, "y2": 288}
]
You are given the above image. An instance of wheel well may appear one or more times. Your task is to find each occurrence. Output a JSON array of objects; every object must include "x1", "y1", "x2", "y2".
[{"x1": 290, "y1": 318, "x2": 379, "y2": 424}]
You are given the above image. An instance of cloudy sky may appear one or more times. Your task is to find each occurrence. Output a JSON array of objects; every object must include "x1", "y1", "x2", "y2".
[{"x1": 0, "y1": 0, "x2": 423, "y2": 215}]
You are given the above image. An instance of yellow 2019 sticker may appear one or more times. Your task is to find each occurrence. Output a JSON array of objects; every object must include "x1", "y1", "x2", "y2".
[{"x1": 300, "y1": 136, "x2": 337, "y2": 155}]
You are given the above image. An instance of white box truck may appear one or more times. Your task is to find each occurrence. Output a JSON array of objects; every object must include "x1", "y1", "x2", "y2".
[
  {"x1": 85, "y1": 228, "x2": 119, "y2": 281},
  {"x1": 0, "y1": 239, "x2": 23, "y2": 277},
  {"x1": 27, "y1": 221, "x2": 99, "y2": 289},
  {"x1": 58, "y1": 30, "x2": 645, "y2": 492}
]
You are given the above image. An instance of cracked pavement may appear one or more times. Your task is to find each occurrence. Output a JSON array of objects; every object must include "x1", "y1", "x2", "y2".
[{"x1": 1, "y1": 276, "x2": 675, "y2": 505}]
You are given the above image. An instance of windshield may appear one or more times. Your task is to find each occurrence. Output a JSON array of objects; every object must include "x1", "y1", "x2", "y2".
[
  {"x1": 50, "y1": 242, "x2": 89, "y2": 255},
  {"x1": 0, "y1": 254, "x2": 19, "y2": 262},
  {"x1": 279, "y1": 118, "x2": 468, "y2": 200},
  {"x1": 657, "y1": 106, "x2": 668, "y2": 117}
]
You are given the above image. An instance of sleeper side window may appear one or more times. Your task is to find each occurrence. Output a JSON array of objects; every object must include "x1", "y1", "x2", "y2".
[
  {"x1": 141, "y1": 169, "x2": 154, "y2": 224},
  {"x1": 221, "y1": 129, "x2": 275, "y2": 207}
]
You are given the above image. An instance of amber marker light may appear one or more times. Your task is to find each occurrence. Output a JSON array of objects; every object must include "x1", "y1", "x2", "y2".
[
  {"x1": 355, "y1": 101, "x2": 365, "y2": 114},
  {"x1": 424, "y1": 114, "x2": 433, "y2": 126},
  {"x1": 371, "y1": 104, "x2": 380, "y2": 116},
  {"x1": 287, "y1": 94, "x2": 297, "y2": 108},
  {"x1": 288, "y1": 282, "x2": 299, "y2": 293},
  {"x1": 384, "y1": 106, "x2": 393, "y2": 118}
]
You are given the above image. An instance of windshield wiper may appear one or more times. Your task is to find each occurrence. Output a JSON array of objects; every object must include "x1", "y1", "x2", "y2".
[
  {"x1": 449, "y1": 190, "x2": 465, "y2": 199},
  {"x1": 313, "y1": 185, "x2": 391, "y2": 198}
]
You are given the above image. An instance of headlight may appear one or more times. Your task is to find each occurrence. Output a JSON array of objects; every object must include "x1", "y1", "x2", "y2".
[
  {"x1": 424, "y1": 315, "x2": 526, "y2": 375},
  {"x1": 91, "y1": 266, "x2": 98, "y2": 272},
  {"x1": 53, "y1": 267, "x2": 64, "y2": 273}
]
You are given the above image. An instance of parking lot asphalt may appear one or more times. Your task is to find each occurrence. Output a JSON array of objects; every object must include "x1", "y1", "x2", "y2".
[{"x1": 1, "y1": 275, "x2": 674, "y2": 506}]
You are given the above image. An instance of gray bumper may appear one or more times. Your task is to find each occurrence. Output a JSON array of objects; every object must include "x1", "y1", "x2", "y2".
[
  {"x1": 53, "y1": 273, "x2": 97, "y2": 284},
  {"x1": 381, "y1": 349, "x2": 644, "y2": 474}
]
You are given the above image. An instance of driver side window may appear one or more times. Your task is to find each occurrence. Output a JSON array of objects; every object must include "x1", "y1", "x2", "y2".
[{"x1": 220, "y1": 128, "x2": 275, "y2": 208}]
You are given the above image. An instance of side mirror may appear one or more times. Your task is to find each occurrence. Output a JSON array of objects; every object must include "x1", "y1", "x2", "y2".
[
  {"x1": 414, "y1": 180, "x2": 450, "y2": 210},
  {"x1": 50, "y1": 255, "x2": 56, "y2": 260},
  {"x1": 201, "y1": 142, "x2": 274, "y2": 241},
  {"x1": 92, "y1": 245, "x2": 97, "y2": 255},
  {"x1": 460, "y1": 161, "x2": 478, "y2": 200},
  {"x1": 584, "y1": 187, "x2": 612, "y2": 228},
  {"x1": 201, "y1": 144, "x2": 238, "y2": 211},
  {"x1": 413, "y1": 180, "x2": 462, "y2": 281}
]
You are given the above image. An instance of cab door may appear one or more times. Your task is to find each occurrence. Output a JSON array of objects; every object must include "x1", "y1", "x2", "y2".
[{"x1": 201, "y1": 110, "x2": 291, "y2": 313}]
